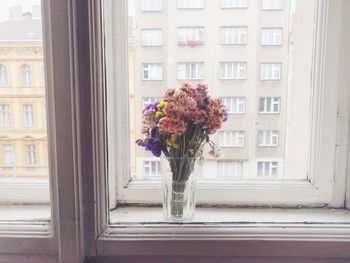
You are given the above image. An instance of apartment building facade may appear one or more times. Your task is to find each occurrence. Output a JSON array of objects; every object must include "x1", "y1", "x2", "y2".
[
  {"x1": 130, "y1": 0, "x2": 313, "y2": 181},
  {"x1": 0, "y1": 6, "x2": 48, "y2": 181}
]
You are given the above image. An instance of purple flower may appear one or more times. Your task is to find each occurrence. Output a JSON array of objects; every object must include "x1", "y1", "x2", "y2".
[
  {"x1": 135, "y1": 137, "x2": 163, "y2": 157},
  {"x1": 142, "y1": 102, "x2": 160, "y2": 113},
  {"x1": 223, "y1": 111, "x2": 228, "y2": 122}
]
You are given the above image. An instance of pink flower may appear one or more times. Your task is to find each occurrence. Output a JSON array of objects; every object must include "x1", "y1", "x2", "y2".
[{"x1": 158, "y1": 117, "x2": 187, "y2": 135}]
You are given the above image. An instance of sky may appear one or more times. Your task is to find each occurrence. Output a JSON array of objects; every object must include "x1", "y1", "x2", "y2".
[{"x1": 0, "y1": 0, "x2": 40, "y2": 22}]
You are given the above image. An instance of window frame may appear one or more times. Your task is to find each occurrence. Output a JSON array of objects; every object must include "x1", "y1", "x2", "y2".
[
  {"x1": 177, "y1": 0, "x2": 205, "y2": 10},
  {"x1": 219, "y1": 61, "x2": 247, "y2": 80},
  {"x1": 141, "y1": 28, "x2": 163, "y2": 47},
  {"x1": 261, "y1": 27, "x2": 283, "y2": 46},
  {"x1": 141, "y1": 0, "x2": 163, "y2": 12},
  {"x1": 221, "y1": 0, "x2": 248, "y2": 9},
  {"x1": 220, "y1": 26, "x2": 248, "y2": 45},
  {"x1": 141, "y1": 63, "x2": 163, "y2": 80},
  {"x1": 3, "y1": 0, "x2": 350, "y2": 261},
  {"x1": 106, "y1": 0, "x2": 349, "y2": 208},
  {"x1": 0, "y1": 64, "x2": 8, "y2": 86},
  {"x1": 261, "y1": 0, "x2": 284, "y2": 11},
  {"x1": 177, "y1": 62, "x2": 204, "y2": 80},
  {"x1": 260, "y1": 62, "x2": 282, "y2": 80}
]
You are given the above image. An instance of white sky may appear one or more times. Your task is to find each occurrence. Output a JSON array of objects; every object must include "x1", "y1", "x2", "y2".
[{"x1": 0, "y1": 0, "x2": 40, "y2": 22}]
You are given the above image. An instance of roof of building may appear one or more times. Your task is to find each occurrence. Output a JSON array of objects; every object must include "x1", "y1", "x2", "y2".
[{"x1": 0, "y1": 17, "x2": 42, "y2": 42}]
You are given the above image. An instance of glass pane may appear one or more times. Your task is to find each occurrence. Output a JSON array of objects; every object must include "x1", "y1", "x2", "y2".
[
  {"x1": 127, "y1": 0, "x2": 314, "y2": 182},
  {"x1": 0, "y1": 0, "x2": 50, "y2": 214}
]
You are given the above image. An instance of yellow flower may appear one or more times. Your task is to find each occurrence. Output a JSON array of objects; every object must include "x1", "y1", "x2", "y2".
[
  {"x1": 155, "y1": 111, "x2": 164, "y2": 118},
  {"x1": 166, "y1": 138, "x2": 179, "y2": 149},
  {"x1": 156, "y1": 101, "x2": 166, "y2": 110}
]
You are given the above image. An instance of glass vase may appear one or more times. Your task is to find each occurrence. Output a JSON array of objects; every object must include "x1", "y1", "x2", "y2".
[{"x1": 160, "y1": 157, "x2": 202, "y2": 222}]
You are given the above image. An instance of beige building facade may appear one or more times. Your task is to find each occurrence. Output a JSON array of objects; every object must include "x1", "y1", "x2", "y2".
[
  {"x1": 130, "y1": 0, "x2": 314, "y2": 180},
  {"x1": 0, "y1": 7, "x2": 48, "y2": 181}
]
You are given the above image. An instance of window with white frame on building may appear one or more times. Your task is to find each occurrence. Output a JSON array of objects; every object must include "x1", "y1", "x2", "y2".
[
  {"x1": 23, "y1": 104, "x2": 34, "y2": 127},
  {"x1": 22, "y1": 64, "x2": 32, "y2": 86},
  {"x1": 177, "y1": 0, "x2": 204, "y2": 9},
  {"x1": 0, "y1": 104, "x2": 10, "y2": 127},
  {"x1": 257, "y1": 161, "x2": 279, "y2": 178},
  {"x1": 221, "y1": 0, "x2": 248, "y2": 9},
  {"x1": 262, "y1": 0, "x2": 284, "y2": 10},
  {"x1": 0, "y1": 64, "x2": 8, "y2": 86},
  {"x1": 220, "y1": 62, "x2": 246, "y2": 79},
  {"x1": 260, "y1": 63, "x2": 281, "y2": 80},
  {"x1": 221, "y1": 97, "x2": 245, "y2": 114},
  {"x1": 261, "y1": 28, "x2": 283, "y2": 46},
  {"x1": 142, "y1": 97, "x2": 162, "y2": 108},
  {"x1": 143, "y1": 160, "x2": 160, "y2": 176},
  {"x1": 103, "y1": 0, "x2": 346, "y2": 207},
  {"x1": 220, "y1": 26, "x2": 247, "y2": 45},
  {"x1": 177, "y1": 62, "x2": 204, "y2": 80},
  {"x1": 141, "y1": 0, "x2": 162, "y2": 11},
  {"x1": 259, "y1": 97, "x2": 280, "y2": 113},
  {"x1": 217, "y1": 161, "x2": 243, "y2": 178},
  {"x1": 177, "y1": 27, "x2": 204, "y2": 45},
  {"x1": 142, "y1": 63, "x2": 163, "y2": 80},
  {"x1": 25, "y1": 144, "x2": 36, "y2": 165},
  {"x1": 141, "y1": 29, "x2": 162, "y2": 46},
  {"x1": 2, "y1": 144, "x2": 13, "y2": 165},
  {"x1": 258, "y1": 130, "x2": 279, "y2": 147},
  {"x1": 218, "y1": 130, "x2": 245, "y2": 147}
]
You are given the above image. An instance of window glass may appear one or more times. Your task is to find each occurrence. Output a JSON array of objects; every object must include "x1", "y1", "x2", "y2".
[
  {"x1": 0, "y1": 0, "x2": 50, "y2": 205},
  {"x1": 123, "y1": 0, "x2": 316, "y2": 187},
  {"x1": 141, "y1": 29, "x2": 162, "y2": 46}
]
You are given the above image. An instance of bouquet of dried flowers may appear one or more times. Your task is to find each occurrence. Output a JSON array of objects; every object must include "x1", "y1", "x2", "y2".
[{"x1": 136, "y1": 83, "x2": 227, "y2": 183}]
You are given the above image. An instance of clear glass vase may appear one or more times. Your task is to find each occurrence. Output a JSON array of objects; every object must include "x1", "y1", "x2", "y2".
[{"x1": 160, "y1": 157, "x2": 202, "y2": 222}]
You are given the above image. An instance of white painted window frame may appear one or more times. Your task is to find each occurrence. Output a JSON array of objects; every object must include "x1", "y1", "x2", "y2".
[
  {"x1": 141, "y1": 63, "x2": 163, "y2": 80},
  {"x1": 261, "y1": 27, "x2": 283, "y2": 46},
  {"x1": 221, "y1": 0, "x2": 248, "y2": 9},
  {"x1": 2, "y1": 0, "x2": 350, "y2": 261},
  {"x1": 0, "y1": 104, "x2": 10, "y2": 127},
  {"x1": 141, "y1": 28, "x2": 162, "y2": 47},
  {"x1": 141, "y1": 0, "x2": 163, "y2": 12},
  {"x1": 0, "y1": 64, "x2": 8, "y2": 86},
  {"x1": 142, "y1": 96, "x2": 161, "y2": 108},
  {"x1": 23, "y1": 104, "x2": 34, "y2": 127},
  {"x1": 107, "y1": 0, "x2": 350, "y2": 208},
  {"x1": 220, "y1": 26, "x2": 248, "y2": 45},
  {"x1": 177, "y1": 0, "x2": 205, "y2": 9},
  {"x1": 259, "y1": 97, "x2": 280, "y2": 114},
  {"x1": 217, "y1": 161, "x2": 244, "y2": 178},
  {"x1": 262, "y1": 0, "x2": 284, "y2": 10},
  {"x1": 177, "y1": 62, "x2": 204, "y2": 80},
  {"x1": 177, "y1": 27, "x2": 204, "y2": 45},
  {"x1": 258, "y1": 130, "x2": 279, "y2": 147},
  {"x1": 221, "y1": 96, "x2": 245, "y2": 114},
  {"x1": 218, "y1": 130, "x2": 245, "y2": 147},
  {"x1": 219, "y1": 62, "x2": 247, "y2": 80},
  {"x1": 260, "y1": 62, "x2": 282, "y2": 80},
  {"x1": 22, "y1": 64, "x2": 32, "y2": 86},
  {"x1": 257, "y1": 161, "x2": 279, "y2": 178}
]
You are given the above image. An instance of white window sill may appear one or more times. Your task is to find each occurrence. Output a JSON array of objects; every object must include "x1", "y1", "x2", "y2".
[
  {"x1": 0, "y1": 205, "x2": 50, "y2": 221},
  {"x1": 110, "y1": 206, "x2": 350, "y2": 224}
]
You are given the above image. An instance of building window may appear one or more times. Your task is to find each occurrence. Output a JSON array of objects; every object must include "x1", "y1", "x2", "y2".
[
  {"x1": 142, "y1": 63, "x2": 163, "y2": 80},
  {"x1": 22, "y1": 64, "x2": 32, "y2": 86},
  {"x1": 23, "y1": 104, "x2": 34, "y2": 127},
  {"x1": 217, "y1": 161, "x2": 243, "y2": 178},
  {"x1": 141, "y1": 29, "x2": 162, "y2": 46},
  {"x1": 0, "y1": 64, "x2": 8, "y2": 86},
  {"x1": 221, "y1": 97, "x2": 245, "y2": 114},
  {"x1": 144, "y1": 160, "x2": 160, "y2": 176},
  {"x1": 260, "y1": 63, "x2": 281, "y2": 80},
  {"x1": 177, "y1": 62, "x2": 204, "y2": 80},
  {"x1": 218, "y1": 131, "x2": 245, "y2": 147},
  {"x1": 221, "y1": 0, "x2": 248, "y2": 9},
  {"x1": 26, "y1": 144, "x2": 36, "y2": 165},
  {"x1": 220, "y1": 62, "x2": 246, "y2": 80},
  {"x1": 258, "y1": 130, "x2": 279, "y2": 147},
  {"x1": 2, "y1": 144, "x2": 13, "y2": 165},
  {"x1": 142, "y1": 97, "x2": 162, "y2": 108},
  {"x1": 177, "y1": 27, "x2": 204, "y2": 46},
  {"x1": 141, "y1": 0, "x2": 162, "y2": 11},
  {"x1": 261, "y1": 28, "x2": 283, "y2": 46},
  {"x1": 262, "y1": 0, "x2": 284, "y2": 10},
  {"x1": 220, "y1": 27, "x2": 247, "y2": 45},
  {"x1": 257, "y1": 161, "x2": 278, "y2": 177},
  {"x1": 259, "y1": 97, "x2": 280, "y2": 113},
  {"x1": 177, "y1": 0, "x2": 204, "y2": 9},
  {"x1": 0, "y1": 104, "x2": 10, "y2": 127}
]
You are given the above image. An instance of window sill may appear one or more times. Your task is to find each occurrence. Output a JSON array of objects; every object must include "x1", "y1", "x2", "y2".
[{"x1": 97, "y1": 207, "x2": 350, "y2": 257}]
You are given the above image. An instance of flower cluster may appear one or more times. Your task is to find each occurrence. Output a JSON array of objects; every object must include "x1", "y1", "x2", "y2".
[{"x1": 136, "y1": 83, "x2": 228, "y2": 158}]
